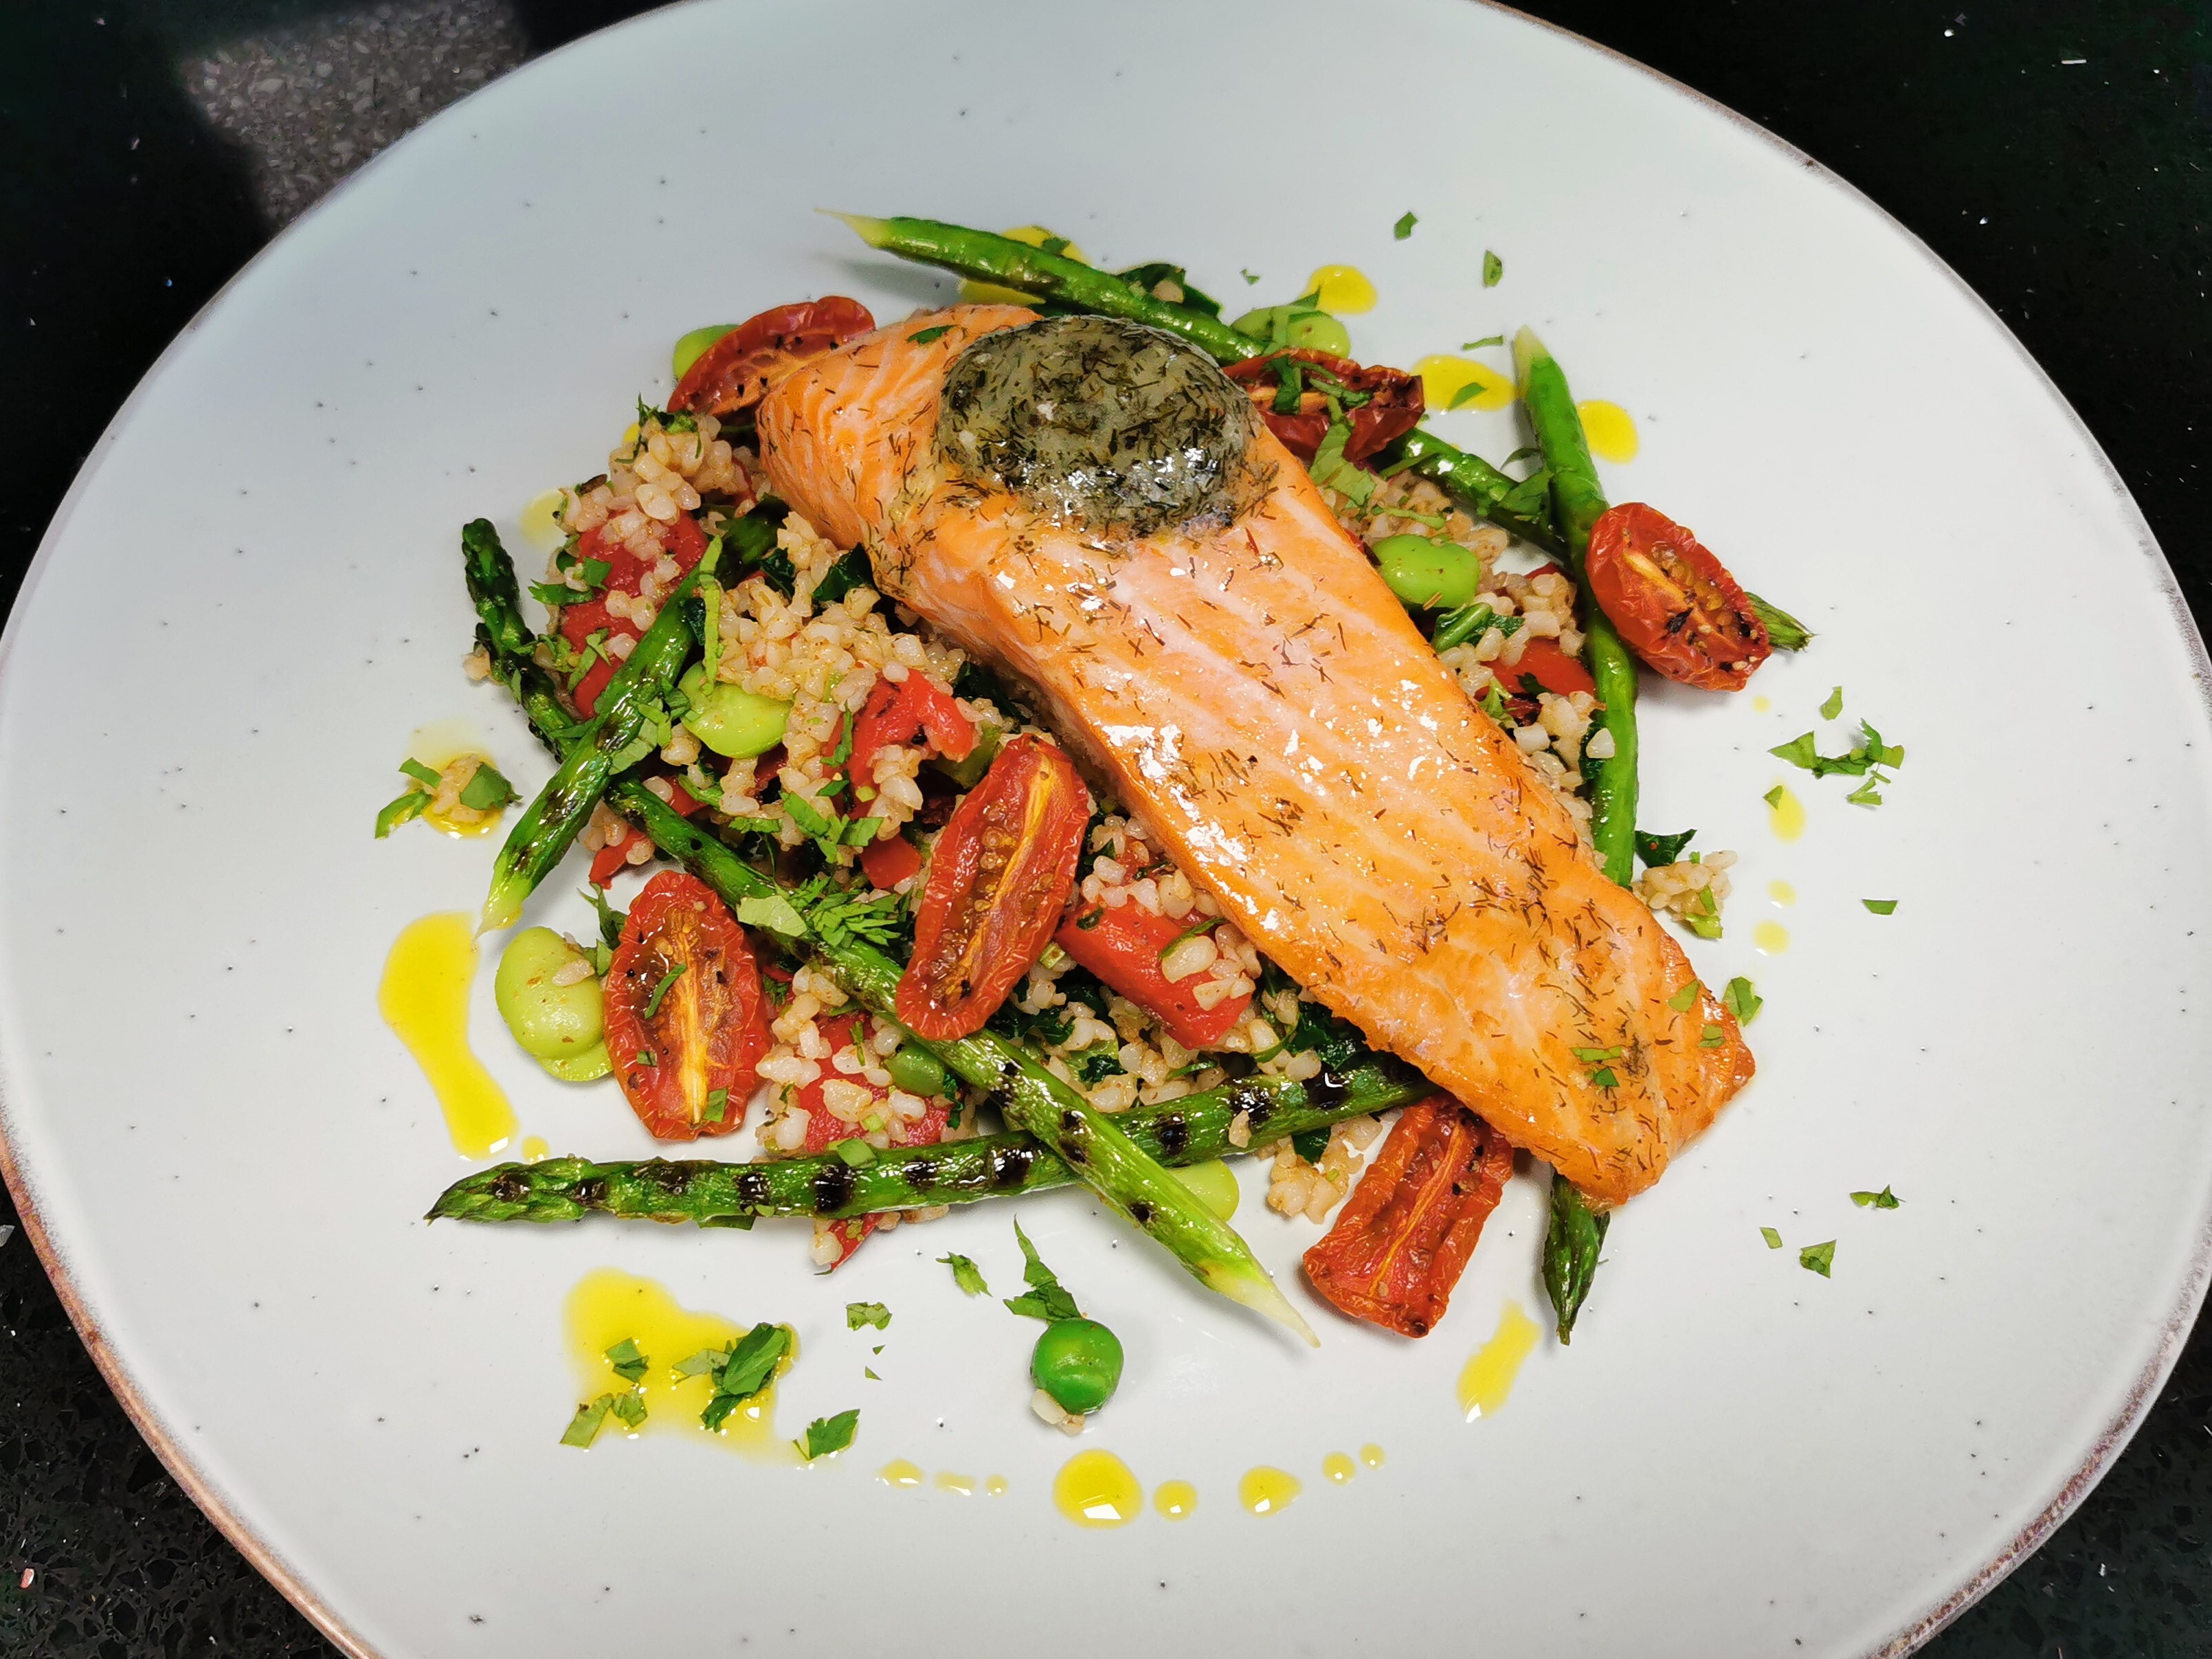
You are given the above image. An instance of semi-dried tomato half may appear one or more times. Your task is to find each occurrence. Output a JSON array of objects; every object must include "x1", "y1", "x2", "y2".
[
  {"x1": 1585, "y1": 502, "x2": 1770, "y2": 691},
  {"x1": 895, "y1": 735, "x2": 1090, "y2": 1040},
  {"x1": 1054, "y1": 902, "x2": 1250, "y2": 1051},
  {"x1": 603, "y1": 871, "x2": 769, "y2": 1140},
  {"x1": 1303, "y1": 1099, "x2": 1515, "y2": 1337},
  {"x1": 667, "y1": 297, "x2": 878, "y2": 418},
  {"x1": 1224, "y1": 349, "x2": 1424, "y2": 464}
]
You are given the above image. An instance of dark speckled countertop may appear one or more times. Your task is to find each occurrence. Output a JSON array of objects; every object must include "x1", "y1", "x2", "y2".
[{"x1": 4, "y1": 2, "x2": 2209, "y2": 1653}]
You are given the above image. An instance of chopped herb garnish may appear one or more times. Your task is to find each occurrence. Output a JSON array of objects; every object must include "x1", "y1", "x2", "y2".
[
  {"x1": 1074, "y1": 907, "x2": 1102, "y2": 931},
  {"x1": 1291, "y1": 1126, "x2": 1330, "y2": 1163},
  {"x1": 608, "y1": 1389, "x2": 647, "y2": 1429},
  {"x1": 1635, "y1": 827, "x2": 1696, "y2": 867},
  {"x1": 671, "y1": 1349, "x2": 722, "y2": 1379},
  {"x1": 1241, "y1": 269, "x2": 1262, "y2": 285},
  {"x1": 1003, "y1": 1218, "x2": 1082, "y2": 1323},
  {"x1": 1769, "y1": 720, "x2": 1906, "y2": 779},
  {"x1": 1394, "y1": 210, "x2": 1418, "y2": 239},
  {"x1": 1462, "y1": 334, "x2": 1505, "y2": 350},
  {"x1": 1862, "y1": 898, "x2": 1898, "y2": 915},
  {"x1": 834, "y1": 1138, "x2": 876, "y2": 1168},
  {"x1": 399, "y1": 757, "x2": 443, "y2": 788},
  {"x1": 603, "y1": 1338, "x2": 649, "y2": 1384},
  {"x1": 642, "y1": 963, "x2": 687, "y2": 1018},
  {"x1": 560, "y1": 1394, "x2": 615, "y2": 1448},
  {"x1": 845, "y1": 1301, "x2": 891, "y2": 1332},
  {"x1": 864, "y1": 1366, "x2": 881, "y2": 1380},
  {"x1": 1270, "y1": 355, "x2": 1304, "y2": 416},
  {"x1": 1571, "y1": 1045, "x2": 1624, "y2": 1063},
  {"x1": 940, "y1": 1253, "x2": 989, "y2": 1296},
  {"x1": 735, "y1": 891, "x2": 809, "y2": 940},
  {"x1": 1763, "y1": 786, "x2": 1784, "y2": 809},
  {"x1": 1820, "y1": 685, "x2": 1844, "y2": 720},
  {"x1": 1447, "y1": 379, "x2": 1489, "y2": 410},
  {"x1": 702, "y1": 1087, "x2": 730, "y2": 1124},
  {"x1": 908, "y1": 325, "x2": 953, "y2": 344},
  {"x1": 1589, "y1": 1067, "x2": 1620, "y2": 1089},
  {"x1": 1799, "y1": 1240, "x2": 1835, "y2": 1278},
  {"x1": 1722, "y1": 976, "x2": 1762, "y2": 1025},
  {"x1": 1846, "y1": 776, "x2": 1884, "y2": 808},
  {"x1": 1850, "y1": 1185, "x2": 1902, "y2": 1210},
  {"x1": 1761, "y1": 1226, "x2": 1784, "y2": 1250},
  {"x1": 456, "y1": 762, "x2": 516, "y2": 812},
  {"x1": 374, "y1": 790, "x2": 428, "y2": 838},
  {"x1": 579, "y1": 884, "x2": 627, "y2": 948},
  {"x1": 798, "y1": 1408, "x2": 860, "y2": 1461},
  {"x1": 699, "y1": 1323, "x2": 792, "y2": 1432},
  {"x1": 1666, "y1": 981, "x2": 1701, "y2": 1013},
  {"x1": 1482, "y1": 250, "x2": 1504, "y2": 287}
]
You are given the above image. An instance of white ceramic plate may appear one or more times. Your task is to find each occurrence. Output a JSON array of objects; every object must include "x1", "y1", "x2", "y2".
[{"x1": 7, "y1": 1, "x2": 2209, "y2": 1654}]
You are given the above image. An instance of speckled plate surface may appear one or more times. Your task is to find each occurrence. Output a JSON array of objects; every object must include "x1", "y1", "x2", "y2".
[{"x1": 5, "y1": 1, "x2": 2210, "y2": 1654}]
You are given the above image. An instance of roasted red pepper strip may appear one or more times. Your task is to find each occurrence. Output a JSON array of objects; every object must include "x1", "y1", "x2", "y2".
[
  {"x1": 667, "y1": 297, "x2": 878, "y2": 419},
  {"x1": 848, "y1": 673, "x2": 976, "y2": 794},
  {"x1": 557, "y1": 512, "x2": 711, "y2": 716},
  {"x1": 1054, "y1": 902, "x2": 1250, "y2": 1051},
  {"x1": 1585, "y1": 502, "x2": 1770, "y2": 691},
  {"x1": 895, "y1": 735, "x2": 1089, "y2": 1040},
  {"x1": 1303, "y1": 1099, "x2": 1515, "y2": 1337},
  {"x1": 858, "y1": 830, "x2": 924, "y2": 892},
  {"x1": 1502, "y1": 637, "x2": 1598, "y2": 700},
  {"x1": 1223, "y1": 349, "x2": 1424, "y2": 463},
  {"x1": 588, "y1": 780, "x2": 704, "y2": 887}
]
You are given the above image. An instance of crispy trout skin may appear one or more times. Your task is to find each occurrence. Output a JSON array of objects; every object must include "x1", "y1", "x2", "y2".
[{"x1": 758, "y1": 306, "x2": 1751, "y2": 1206}]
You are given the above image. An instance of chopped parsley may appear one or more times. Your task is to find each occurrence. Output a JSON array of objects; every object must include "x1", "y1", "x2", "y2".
[
  {"x1": 1394, "y1": 210, "x2": 1418, "y2": 240},
  {"x1": 579, "y1": 884, "x2": 627, "y2": 948},
  {"x1": 1763, "y1": 786, "x2": 1784, "y2": 809},
  {"x1": 1447, "y1": 379, "x2": 1489, "y2": 410},
  {"x1": 1850, "y1": 1185, "x2": 1901, "y2": 1210},
  {"x1": 1270, "y1": 355, "x2": 1305, "y2": 416},
  {"x1": 1666, "y1": 981, "x2": 1701, "y2": 1013},
  {"x1": 834, "y1": 1139, "x2": 876, "y2": 1168},
  {"x1": 702, "y1": 1087, "x2": 730, "y2": 1124},
  {"x1": 1003, "y1": 1218, "x2": 1082, "y2": 1323},
  {"x1": 1589, "y1": 1067, "x2": 1620, "y2": 1089},
  {"x1": 399, "y1": 757, "x2": 443, "y2": 788},
  {"x1": 560, "y1": 1394, "x2": 615, "y2": 1448},
  {"x1": 864, "y1": 1367, "x2": 881, "y2": 1381},
  {"x1": 603, "y1": 1338, "x2": 649, "y2": 1384},
  {"x1": 1820, "y1": 685, "x2": 1844, "y2": 720},
  {"x1": 609, "y1": 1390, "x2": 647, "y2": 1429},
  {"x1": 845, "y1": 1301, "x2": 891, "y2": 1332},
  {"x1": 1761, "y1": 1226, "x2": 1784, "y2": 1250},
  {"x1": 1846, "y1": 775, "x2": 1885, "y2": 808},
  {"x1": 735, "y1": 891, "x2": 808, "y2": 940},
  {"x1": 1698, "y1": 1024, "x2": 1725, "y2": 1048},
  {"x1": 1572, "y1": 1045, "x2": 1624, "y2": 1063},
  {"x1": 1798, "y1": 1240, "x2": 1835, "y2": 1278},
  {"x1": 908, "y1": 325, "x2": 953, "y2": 344},
  {"x1": 642, "y1": 963, "x2": 687, "y2": 1018},
  {"x1": 1769, "y1": 720, "x2": 1906, "y2": 780},
  {"x1": 797, "y1": 1409, "x2": 860, "y2": 1461},
  {"x1": 1070, "y1": 1043, "x2": 1125, "y2": 1085},
  {"x1": 1862, "y1": 898, "x2": 1898, "y2": 915},
  {"x1": 691, "y1": 1322, "x2": 792, "y2": 1432},
  {"x1": 1482, "y1": 250, "x2": 1504, "y2": 287},
  {"x1": 1635, "y1": 827, "x2": 1696, "y2": 867},
  {"x1": 1308, "y1": 421, "x2": 1375, "y2": 509},
  {"x1": 939, "y1": 1253, "x2": 990, "y2": 1297},
  {"x1": 374, "y1": 789, "x2": 428, "y2": 838},
  {"x1": 1722, "y1": 975, "x2": 1762, "y2": 1025},
  {"x1": 1291, "y1": 1126, "x2": 1330, "y2": 1163},
  {"x1": 1462, "y1": 335, "x2": 1505, "y2": 350},
  {"x1": 1242, "y1": 269, "x2": 1262, "y2": 285}
]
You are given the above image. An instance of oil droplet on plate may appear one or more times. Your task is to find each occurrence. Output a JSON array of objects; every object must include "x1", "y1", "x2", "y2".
[
  {"x1": 1240, "y1": 1467, "x2": 1301, "y2": 1516},
  {"x1": 985, "y1": 1475, "x2": 1009, "y2": 1497},
  {"x1": 1768, "y1": 783, "x2": 1806, "y2": 843},
  {"x1": 1414, "y1": 355, "x2": 1513, "y2": 414},
  {"x1": 1754, "y1": 921, "x2": 1791, "y2": 955},
  {"x1": 379, "y1": 914, "x2": 514, "y2": 1158},
  {"x1": 519, "y1": 488, "x2": 567, "y2": 553},
  {"x1": 1752, "y1": 695, "x2": 1772, "y2": 713},
  {"x1": 934, "y1": 1471, "x2": 976, "y2": 1497},
  {"x1": 1576, "y1": 400, "x2": 1639, "y2": 463},
  {"x1": 1767, "y1": 880, "x2": 1797, "y2": 906},
  {"x1": 522, "y1": 1135, "x2": 550, "y2": 1161},
  {"x1": 1153, "y1": 1479, "x2": 1198, "y2": 1520},
  {"x1": 563, "y1": 1268, "x2": 797, "y2": 1462},
  {"x1": 961, "y1": 226, "x2": 1089, "y2": 305},
  {"x1": 1360, "y1": 1444, "x2": 1386, "y2": 1469},
  {"x1": 1304, "y1": 265, "x2": 1376, "y2": 313},
  {"x1": 1322, "y1": 1452, "x2": 1356, "y2": 1484},
  {"x1": 401, "y1": 722, "x2": 509, "y2": 837},
  {"x1": 1053, "y1": 1449, "x2": 1141, "y2": 1528},
  {"x1": 878, "y1": 1459, "x2": 925, "y2": 1489},
  {"x1": 1457, "y1": 1301, "x2": 1541, "y2": 1421}
]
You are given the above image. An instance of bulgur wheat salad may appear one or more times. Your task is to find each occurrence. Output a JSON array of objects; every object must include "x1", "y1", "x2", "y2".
[{"x1": 406, "y1": 215, "x2": 1869, "y2": 1447}]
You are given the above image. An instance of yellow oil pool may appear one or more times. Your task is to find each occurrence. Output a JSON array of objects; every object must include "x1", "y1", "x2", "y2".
[
  {"x1": 1577, "y1": 400, "x2": 1639, "y2": 463},
  {"x1": 563, "y1": 1268, "x2": 797, "y2": 1462},
  {"x1": 935, "y1": 1471, "x2": 976, "y2": 1497},
  {"x1": 1457, "y1": 1300, "x2": 1541, "y2": 1421},
  {"x1": 519, "y1": 488, "x2": 567, "y2": 553},
  {"x1": 379, "y1": 913, "x2": 515, "y2": 1159},
  {"x1": 1322, "y1": 1451, "x2": 1356, "y2": 1484},
  {"x1": 1154, "y1": 1479, "x2": 1198, "y2": 1520},
  {"x1": 1754, "y1": 921, "x2": 1791, "y2": 955},
  {"x1": 878, "y1": 1459, "x2": 924, "y2": 1489},
  {"x1": 1414, "y1": 354, "x2": 1514, "y2": 414},
  {"x1": 1767, "y1": 880, "x2": 1797, "y2": 906},
  {"x1": 1768, "y1": 783, "x2": 1806, "y2": 843},
  {"x1": 1304, "y1": 265, "x2": 1376, "y2": 313},
  {"x1": 985, "y1": 1475, "x2": 1009, "y2": 1498},
  {"x1": 1240, "y1": 1467, "x2": 1301, "y2": 1516},
  {"x1": 1360, "y1": 1443, "x2": 1386, "y2": 1469},
  {"x1": 1053, "y1": 1449, "x2": 1141, "y2": 1528}
]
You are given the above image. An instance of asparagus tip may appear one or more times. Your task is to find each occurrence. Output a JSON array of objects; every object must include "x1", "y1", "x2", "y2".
[
  {"x1": 1209, "y1": 1260, "x2": 1320, "y2": 1347},
  {"x1": 820, "y1": 210, "x2": 893, "y2": 247},
  {"x1": 1510, "y1": 325, "x2": 1546, "y2": 391}
]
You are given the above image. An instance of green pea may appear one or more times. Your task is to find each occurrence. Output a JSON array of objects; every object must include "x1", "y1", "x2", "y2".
[
  {"x1": 886, "y1": 1043, "x2": 951, "y2": 1098},
  {"x1": 495, "y1": 928, "x2": 605, "y2": 1060},
  {"x1": 1229, "y1": 304, "x2": 1352, "y2": 357},
  {"x1": 1031, "y1": 1318, "x2": 1124, "y2": 1415},
  {"x1": 1168, "y1": 1159, "x2": 1240, "y2": 1221},
  {"x1": 1373, "y1": 533, "x2": 1478, "y2": 610},
  {"x1": 539, "y1": 1043, "x2": 612, "y2": 1082},
  {"x1": 671, "y1": 324, "x2": 735, "y2": 381},
  {"x1": 678, "y1": 663, "x2": 790, "y2": 759}
]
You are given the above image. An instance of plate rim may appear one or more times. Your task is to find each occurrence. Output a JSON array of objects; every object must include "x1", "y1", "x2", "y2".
[{"x1": 3, "y1": 3, "x2": 2207, "y2": 1655}]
